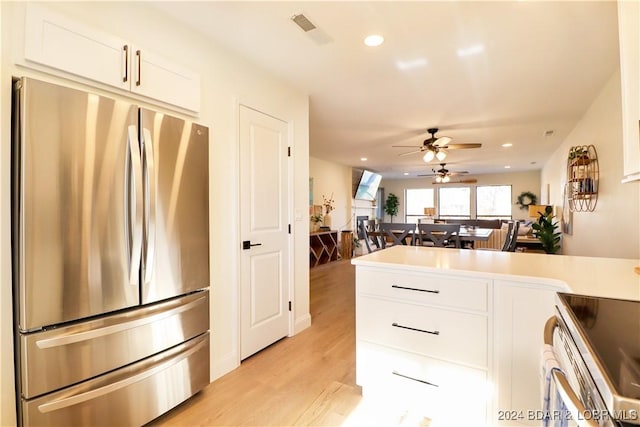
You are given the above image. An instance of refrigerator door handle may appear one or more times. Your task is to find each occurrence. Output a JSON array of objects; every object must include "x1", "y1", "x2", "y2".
[
  {"x1": 34, "y1": 296, "x2": 204, "y2": 349},
  {"x1": 36, "y1": 335, "x2": 206, "y2": 413},
  {"x1": 127, "y1": 125, "x2": 143, "y2": 286},
  {"x1": 142, "y1": 127, "x2": 156, "y2": 285}
]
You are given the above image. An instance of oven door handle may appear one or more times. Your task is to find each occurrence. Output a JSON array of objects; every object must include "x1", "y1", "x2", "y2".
[{"x1": 544, "y1": 316, "x2": 599, "y2": 427}]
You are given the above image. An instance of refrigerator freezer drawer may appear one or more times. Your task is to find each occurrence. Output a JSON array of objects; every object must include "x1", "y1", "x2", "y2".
[
  {"x1": 22, "y1": 332, "x2": 210, "y2": 427},
  {"x1": 20, "y1": 290, "x2": 209, "y2": 399}
]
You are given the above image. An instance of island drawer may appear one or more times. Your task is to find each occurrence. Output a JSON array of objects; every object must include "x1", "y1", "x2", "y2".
[
  {"x1": 356, "y1": 341, "x2": 488, "y2": 425},
  {"x1": 357, "y1": 295, "x2": 487, "y2": 368},
  {"x1": 356, "y1": 268, "x2": 488, "y2": 312}
]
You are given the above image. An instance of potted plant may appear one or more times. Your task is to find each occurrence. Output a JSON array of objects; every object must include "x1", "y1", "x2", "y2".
[
  {"x1": 384, "y1": 193, "x2": 399, "y2": 223},
  {"x1": 353, "y1": 236, "x2": 362, "y2": 256},
  {"x1": 531, "y1": 206, "x2": 561, "y2": 254},
  {"x1": 310, "y1": 214, "x2": 323, "y2": 232},
  {"x1": 569, "y1": 146, "x2": 589, "y2": 165}
]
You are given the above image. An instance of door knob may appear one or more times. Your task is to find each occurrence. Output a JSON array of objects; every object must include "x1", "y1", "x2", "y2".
[{"x1": 242, "y1": 240, "x2": 262, "y2": 250}]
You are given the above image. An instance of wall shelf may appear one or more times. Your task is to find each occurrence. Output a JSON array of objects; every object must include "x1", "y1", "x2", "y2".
[{"x1": 566, "y1": 145, "x2": 599, "y2": 212}]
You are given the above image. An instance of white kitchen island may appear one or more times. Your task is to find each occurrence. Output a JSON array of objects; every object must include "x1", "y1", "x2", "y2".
[{"x1": 351, "y1": 246, "x2": 640, "y2": 426}]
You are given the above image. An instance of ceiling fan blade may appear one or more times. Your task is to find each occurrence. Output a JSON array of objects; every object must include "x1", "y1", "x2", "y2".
[
  {"x1": 417, "y1": 174, "x2": 437, "y2": 177},
  {"x1": 398, "y1": 149, "x2": 423, "y2": 157},
  {"x1": 432, "y1": 178, "x2": 478, "y2": 184},
  {"x1": 392, "y1": 145, "x2": 422, "y2": 148},
  {"x1": 445, "y1": 143, "x2": 482, "y2": 149},
  {"x1": 433, "y1": 136, "x2": 452, "y2": 147},
  {"x1": 449, "y1": 171, "x2": 469, "y2": 175}
]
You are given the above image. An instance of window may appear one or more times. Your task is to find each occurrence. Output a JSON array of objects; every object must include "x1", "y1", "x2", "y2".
[
  {"x1": 438, "y1": 187, "x2": 471, "y2": 219},
  {"x1": 405, "y1": 188, "x2": 435, "y2": 224},
  {"x1": 476, "y1": 185, "x2": 512, "y2": 219}
]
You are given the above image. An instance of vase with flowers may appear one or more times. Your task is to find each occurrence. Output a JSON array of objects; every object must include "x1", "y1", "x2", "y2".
[{"x1": 322, "y1": 193, "x2": 335, "y2": 228}]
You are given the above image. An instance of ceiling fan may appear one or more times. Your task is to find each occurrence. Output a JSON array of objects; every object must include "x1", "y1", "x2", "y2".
[
  {"x1": 393, "y1": 128, "x2": 482, "y2": 162},
  {"x1": 418, "y1": 163, "x2": 477, "y2": 184}
]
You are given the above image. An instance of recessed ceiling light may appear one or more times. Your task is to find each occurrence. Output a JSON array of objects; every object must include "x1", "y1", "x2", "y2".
[
  {"x1": 403, "y1": 172, "x2": 409, "y2": 176},
  {"x1": 457, "y1": 44, "x2": 485, "y2": 57},
  {"x1": 504, "y1": 165, "x2": 511, "y2": 169},
  {"x1": 502, "y1": 143, "x2": 513, "y2": 148},
  {"x1": 364, "y1": 34, "x2": 384, "y2": 47},
  {"x1": 360, "y1": 157, "x2": 368, "y2": 162}
]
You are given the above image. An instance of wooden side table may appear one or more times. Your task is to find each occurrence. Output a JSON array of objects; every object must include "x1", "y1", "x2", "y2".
[
  {"x1": 310, "y1": 230, "x2": 339, "y2": 267},
  {"x1": 340, "y1": 230, "x2": 353, "y2": 260}
]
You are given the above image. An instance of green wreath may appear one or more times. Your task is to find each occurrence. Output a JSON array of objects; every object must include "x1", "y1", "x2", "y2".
[{"x1": 516, "y1": 191, "x2": 537, "y2": 210}]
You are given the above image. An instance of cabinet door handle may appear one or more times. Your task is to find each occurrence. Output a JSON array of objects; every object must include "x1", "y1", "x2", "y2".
[
  {"x1": 136, "y1": 49, "x2": 142, "y2": 87},
  {"x1": 122, "y1": 45, "x2": 129, "y2": 83},
  {"x1": 391, "y1": 284, "x2": 439, "y2": 294},
  {"x1": 392, "y1": 371, "x2": 438, "y2": 387},
  {"x1": 392, "y1": 322, "x2": 439, "y2": 335}
]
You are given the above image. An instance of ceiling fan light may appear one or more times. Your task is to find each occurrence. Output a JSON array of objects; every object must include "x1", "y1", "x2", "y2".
[
  {"x1": 423, "y1": 150, "x2": 435, "y2": 162},
  {"x1": 443, "y1": 175, "x2": 451, "y2": 183},
  {"x1": 435, "y1": 176, "x2": 442, "y2": 183},
  {"x1": 436, "y1": 150, "x2": 447, "y2": 161}
]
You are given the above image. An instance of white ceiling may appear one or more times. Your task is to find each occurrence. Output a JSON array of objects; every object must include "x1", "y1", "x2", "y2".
[{"x1": 154, "y1": 1, "x2": 620, "y2": 179}]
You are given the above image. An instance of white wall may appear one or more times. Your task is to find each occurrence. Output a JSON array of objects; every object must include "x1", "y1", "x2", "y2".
[
  {"x1": 0, "y1": 3, "x2": 310, "y2": 424},
  {"x1": 542, "y1": 69, "x2": 640, "y2": 259},
  {"x1": 381, "y1": 170, "x2": 541, "y2": 222},
  {"x1": 309, "y1": 157, "x2": 354, "y2": 232}
]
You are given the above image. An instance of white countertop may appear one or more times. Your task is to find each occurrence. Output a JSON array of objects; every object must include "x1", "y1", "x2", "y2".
[{"x1": 351, "y1": 246, "x2": 640, "y2": 300}]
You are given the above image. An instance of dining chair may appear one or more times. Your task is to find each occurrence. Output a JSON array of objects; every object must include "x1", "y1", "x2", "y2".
[
  {"x1": 356, "y1": 215, "x2": 369, "y2": 241},
  {"x1": 502, "y1": 221, "x2": 520, "y2": 252},
  {"x1": 478, "y1": 220, "x2": 520, "y2": 252},
  {"x1": 416, "y1": 223, "x2": 461, "y2": 248},
  {"x1": 378, "y1": 223, "x2": 416, "y2": 248},
  {"x1": 360, "y1": 219, "x2": 382, "y2": 253}
]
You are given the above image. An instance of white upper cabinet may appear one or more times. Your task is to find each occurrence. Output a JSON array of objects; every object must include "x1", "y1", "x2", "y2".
[
  {"x1": 129, "y1": 46, "x2": 201, "y2": 113},
  {"x1": 23, "y1": 4, "x2": 201, "y2": 113},
  {"x1": 24, "y1": 4, "x2": 129, "y2": 91},
  {"x1": 618, "y1": 0, "x2": 640, "y2": 182}
]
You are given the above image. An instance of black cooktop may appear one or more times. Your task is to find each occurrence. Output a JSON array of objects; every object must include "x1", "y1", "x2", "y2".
[{"x1": 559, "y1": 293, "x2": 640, "y2": 399}]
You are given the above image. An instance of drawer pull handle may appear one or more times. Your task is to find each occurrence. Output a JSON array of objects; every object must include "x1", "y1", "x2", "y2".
[
  {"x1": 391, "y1": 285, "x2": 439, "y2": 294},
  {"x1": 392, "y1": 322, "x2": 439, "y2": 335},
  {"x1": 392, "y1": 371, "x2": 438, "y2": 387}
]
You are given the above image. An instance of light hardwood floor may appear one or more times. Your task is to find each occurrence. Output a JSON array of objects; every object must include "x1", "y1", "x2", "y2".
[
  {"x1": 149, "y1": 260, "x2": 362, "y2": 426},
  {"x1": 149, "y1": 259, "x2": 430, "y2": 427}
]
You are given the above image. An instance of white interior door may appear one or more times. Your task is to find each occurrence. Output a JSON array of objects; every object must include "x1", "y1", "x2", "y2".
[{"x1": 239, "y1": 105, "x2": 290, "y2": 360}]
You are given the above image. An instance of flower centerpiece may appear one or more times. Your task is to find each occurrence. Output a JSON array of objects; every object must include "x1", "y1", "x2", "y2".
[{"x1": 322, "y1": 193, "x2": 335, "y2": 227}]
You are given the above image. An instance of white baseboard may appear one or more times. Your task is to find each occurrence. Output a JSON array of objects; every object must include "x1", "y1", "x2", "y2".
[
  {"x1": 210, "y1": 351, "x2": 239, "y2": 382},
  {"x1": 292, "y1": 313, "x2": 311, "y2": 335}
]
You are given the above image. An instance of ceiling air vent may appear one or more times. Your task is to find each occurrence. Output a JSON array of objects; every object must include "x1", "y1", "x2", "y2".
[
  {"x1": 291, "y1": 13, "x2": 316, "y2": 32},
  {"x1": 290, "y1": 13, "x2": 333, "y2": 46}
]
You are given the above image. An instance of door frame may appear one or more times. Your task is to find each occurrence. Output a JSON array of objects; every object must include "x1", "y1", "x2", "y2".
[{"x1": 234, "y1": 101, "x2": 294, "y2": 365}]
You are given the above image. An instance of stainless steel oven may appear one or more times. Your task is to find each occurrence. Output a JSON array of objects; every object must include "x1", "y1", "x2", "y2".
[{"x1": 545, "y1": 293, "x2": 640, "y2": 427}]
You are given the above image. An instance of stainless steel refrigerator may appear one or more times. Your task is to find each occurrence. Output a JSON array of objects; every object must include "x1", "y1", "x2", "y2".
[{"x1": 11, "y1": 77, "x2": 210, "y2": 426}]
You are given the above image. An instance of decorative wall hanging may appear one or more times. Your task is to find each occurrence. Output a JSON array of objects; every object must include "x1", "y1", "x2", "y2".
[
  {"x1": 566, "y1": 145, "x2": 598, "y2": 212},
  {"x1": 516, "y1": 191, "x2": 537, "y2": 210}
]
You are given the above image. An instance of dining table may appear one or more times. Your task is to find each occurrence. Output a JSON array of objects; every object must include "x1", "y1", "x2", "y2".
[
  {"x1": 457, "y1": 226, "x2": 494, "y2": 241},
  {"x1": 456, "y1": 226, "x2": 494, "y2": 248}
]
